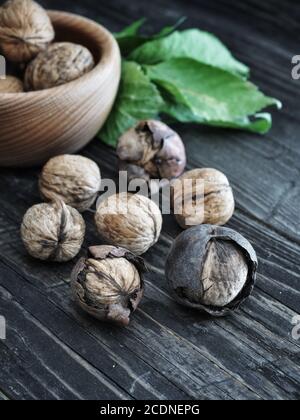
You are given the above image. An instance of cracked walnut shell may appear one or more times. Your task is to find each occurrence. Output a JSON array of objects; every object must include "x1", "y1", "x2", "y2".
[
  {"x1": 0, "y1": 75, "x2": 23, "y2": 93},
  {"x1": 117, "y1": 120, "x2": 186, "y2": 184},
  {"x1": 24, "y1": 42, "x2": 95, "y2": 90},
  {"x1": 166, "y1": 225, "x2": 258, "y2": 316},
  {"x1": 21, "y1": 200, "x2": 86, "y2": 262},
  {"x1": 71, "y1": 245, "x2": 146, "y2": 326},
  {"x1": 95, "y1": 193, "x2": 163, "y2": 255},
  {"x1": 0, "y1": 0, "x2": 55, "y2": 62},
  {"x1": 39, "y1": 155, "x2": 101, "y2": 213}
]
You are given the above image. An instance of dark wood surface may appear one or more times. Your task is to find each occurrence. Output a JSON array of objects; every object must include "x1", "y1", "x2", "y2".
[{"x1": 0, "y1": 0, "x2": 299, "y2": 401}]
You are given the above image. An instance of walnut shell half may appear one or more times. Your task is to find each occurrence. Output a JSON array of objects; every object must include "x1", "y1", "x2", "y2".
[
  {"x1": 24, "y1": 42, "x2": 95, "y2": 91},
  {"x1": 0, "y1": 0, "x2": 55, "y2": 62},
  {"x1": 71, "y1": 245, "x2": 146, "y2": 326}
]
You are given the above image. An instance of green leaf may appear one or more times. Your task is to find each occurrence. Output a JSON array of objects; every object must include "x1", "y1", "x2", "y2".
[
  {"x1": 115, "y1": 19, "x2": 147, "y2": 38},
  {"x1": 114, "y1": 19, "x2": 148, "y2": 56},
  {"x1": 129, "y1": 29, "x2": 249, "y2": 77},
  {"x1": 114, "y1": 18, "x2": 186, "y2": 57},
  {"x1": 146, "y1": 58, "x2": 280, "y2": 128},
  {"x1": 159, "y1": 97, "x2": 274, "y2": 134},
  {"x1": 207, "y1": 114, "x2": 274, "y2": 134},
  {"x1": 152, "y1": 17, "x2": 187, "y2": 39},
  {"x1": 99, "y1": 61, "x2": 164, "y2": 146}
]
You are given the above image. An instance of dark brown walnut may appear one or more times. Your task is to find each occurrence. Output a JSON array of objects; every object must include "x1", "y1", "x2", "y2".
[
  {"x1": 0, "y1": 0, "x2": 55, "y2": 62},
  {"x1": 172, "y1": 168, "x2": 235, "y2": 229},
  {"x1": 71, "y1": 245, "x2": 146, "y2": 327},
  {"x1": 21, "y1": 200, "x2": 85, "y2": 262},
  {"x1": 24, "y1": 42, "x2": 95, "y2": 90},
  {"x1": 39, "y1": 154, "x2": 101, "y2": 213},
  {"x1": 0, "y1": 75, "x2": 23, "y2": 93},
  {"x1": 95, "y1": 192, "x2": 163, "y2": 255},
  {"x1": 117, "y1": 120, "x2": 186, "y2": 184},
  {"x1": 166, "y1": 225, "x2": 257, "y2": 316}
]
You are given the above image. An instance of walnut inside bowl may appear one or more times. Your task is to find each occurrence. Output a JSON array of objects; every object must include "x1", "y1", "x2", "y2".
[{"x1": 0, "y1": 11, "x2": 121, "y2": 168}]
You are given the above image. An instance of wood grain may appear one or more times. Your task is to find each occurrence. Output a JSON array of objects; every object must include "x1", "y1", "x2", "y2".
[
  {"x1": 0, "y1": 0, "x2": 299, "y2": 401},
  {"x1": 0, "y1": 11, "x2": 121, "y2": 167}
]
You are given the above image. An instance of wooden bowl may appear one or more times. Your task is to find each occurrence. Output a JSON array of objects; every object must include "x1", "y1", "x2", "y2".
[{"x1": 0, "y1": 11, "x2": 121, "y2": 167}]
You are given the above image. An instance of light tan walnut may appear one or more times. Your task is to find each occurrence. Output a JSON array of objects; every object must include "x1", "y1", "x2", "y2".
[
  {"x1": 0, "y1": 75, "x2": 23, "y2": 93},
  {"x1": 95, "y1": 193, "x2": 163, "y2": 255},
  {"x1": 24, "y1": 42, "x2": 95, "y2": 90},
  {"x1": 0, "y1": 0, "x2": 55, "y2": 62},
  {"x1": 39, "y1": 154, "x2": 101, "y2": 213},
  {"x1": 172, "y1": 168, "x2": 235, "y2": 229},
  {"x1": 21, "y1": 200, "x2": 86, "y2": 262}
]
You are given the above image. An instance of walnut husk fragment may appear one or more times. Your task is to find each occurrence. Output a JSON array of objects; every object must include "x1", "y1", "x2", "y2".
[
  {"x1": 117, "y1": 120, "x2": 186, "y2": 184},
  {"x1": 39, "y1": 154, "x2": 101, "y2": 212},
  {"x1": 166, "y1": 225, "x2": 257, "y2": 316},
  {"x1": 71, "y1": 245, "x2": 146, "y2": 326},
  {"x1": 95, "y1": 192, "x2": 163, "y2": 255},
  {"x1": 0, "y1": 75, "x2": 23, "y2": 93},
  {"x1": 172, "y1": 168, "x2": 235, "y2": 229},
  {"x1": 0, "y1": 0, "x2": 55, "y2": 62},
  {"x1": 21, "y1": 200, "x2": 86, "y2": 262},
  {"x1": 24, "y1": 42, "x2": 95, "y2": 90}
]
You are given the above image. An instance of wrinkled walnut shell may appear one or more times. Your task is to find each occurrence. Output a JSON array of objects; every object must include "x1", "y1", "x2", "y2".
[
  {"x1": 166, "y1": 225, "x2": 257, "y2": 316},
  {"x1": 39, "y1": 154, "x2": 101, "y2": 213},
  {"x1": 21, "y1": 200, "x2": 86, "y2": 262},
  {"x1": 117, "y1": 120, "x2": 186, "y2": 184},
  {"x1": 71, "y1": 245, "x2": 146, "y2": 326},
  {"x1": 172, "y1": 168, "x2": 235, "y2": 229},
  {"x1": 24, "y1": 42, "x2": 95, "y2": 91},
  {"x1": 0, "y1": 75, "x2": 23, "y2": 93},
  {"x1": 95, "y1": 192, "x2": 163, "y2": 255},
  {"x1": 0, "y1": 0, "x2": 55, "y2": 62}
]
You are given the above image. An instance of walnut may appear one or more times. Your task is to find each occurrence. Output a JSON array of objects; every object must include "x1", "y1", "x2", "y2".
[
  {"x1": 95, "y1": 193, "x2": 163, "y2": 255},
  {"x1": 172, "y1": 168, "x2": 235, "y2": 229},
  {"x1": 71, "y1": 245, "x2": 146, "y2": 326},
  {"x1": 0, "y1": 0, "x2": 55, "y2": 62},
  {"x1": 166, "y1": 225, "x2": 258, "y2": 316},
  {"x1": 39, "y1": 155, "x2": 101, "y2": 213},
  {"x1": 24, "y1": 42, "x2": 95, "y2": 91},
  {"x1": 117, "y1": 120, "x2": 186, "y2": 184},
  {"x1": 0, "y1": 75, "x2": 23, "y2": 93},
  {"x1": 21, "y1": 200, "x2": 86, "y2": 262}
]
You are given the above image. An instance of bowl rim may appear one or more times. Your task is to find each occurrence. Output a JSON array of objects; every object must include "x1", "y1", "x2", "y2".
[{"x1": 0, "y1": 10, "x2": 120, "y2": 99}]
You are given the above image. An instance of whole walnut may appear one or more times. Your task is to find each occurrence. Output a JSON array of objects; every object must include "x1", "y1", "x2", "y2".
[
  {"x1": 95, "y1": 192, "x2": 163, "y2": 255},
  {"x1": 71, "y1": 245, "x2": 146, "y2": 326},
  {"x1": 117, "y1": 120, "x2": 186, "y2": 184},
  {"x1": 172, "y1": 168, "x2": 235, "y2": 229},
  {"x1": 0, "y1": 75, "x2": 23, "y2": 93},
  {"x1": 39, "y1": 155, "x2": 101, "y2": 213},
  {"x1": 166, "y1": 225, "x2": 258, "y2": 316},
  {"x1": 21, "y1": 200, "x2": 86, "y2": 262},
  {"x1": 24, "y1": 42, "x2": 95, "y2": 91},
  {"x1": 0, "y1": 0, "x2": 55, "y2": 62}
]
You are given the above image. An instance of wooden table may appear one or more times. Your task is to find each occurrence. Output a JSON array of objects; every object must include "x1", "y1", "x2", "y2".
[{"x1": 0, "y1": 0, "x2": 299, "y2": 401}]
